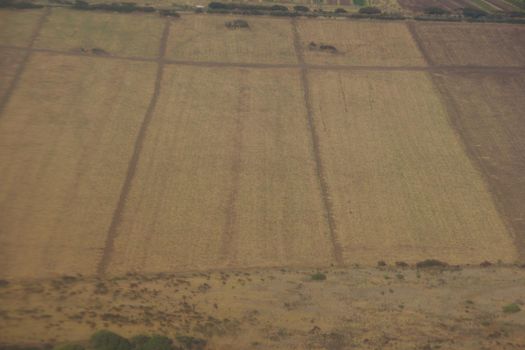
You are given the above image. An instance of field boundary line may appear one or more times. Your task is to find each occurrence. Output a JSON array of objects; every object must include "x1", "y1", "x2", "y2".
[
  {"x1": 430, "y1": 73, "x2": 524, "y2": 262},
  {"x1": 0, "y1": 8, "x2": 50, "y2": 118},
  {"x1": 291, "y1": 18, "x2": 344, "y2": 266},
  {"x1": 97, "y1": 18, "x2": 172, "y2": 276},
  {"x1": 406, "y1": 20, "x2": 435, "y2": 66}
]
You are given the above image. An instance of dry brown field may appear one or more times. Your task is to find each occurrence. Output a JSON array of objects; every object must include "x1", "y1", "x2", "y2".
[
  {"x1": 165, "y1": 15, "x2": 297, "y2": 64},
  {"x1": 296, "y1": 20, "x2": 426, "y2": 66},
  {"x1": 0, "y1": 53, "x2": 157, "y2": 279},
  {"x1": 432, "y1": 71, "x2": 525, "y2": 259},
  {"x1": 107, "y1": 65, "x2": 335, "y2": 275},
  {"x1": 0, "y1": 48, "x2": 25, "y2": 100},
  {"x1": 34, "y1": 8, "x2": 166, "y2": 58},
  {"x1": 413, "y1": 22, "x2": 525, "y2": 66},
  {"x1": 0, "y1": 9, "x2": 44, "y2": 46},
  {"x1": 398, "y1": 0, "x2": 521, "y2": 12},
  {"x1": 308, "y1": 69, "x2": 517, "y2": 264}
]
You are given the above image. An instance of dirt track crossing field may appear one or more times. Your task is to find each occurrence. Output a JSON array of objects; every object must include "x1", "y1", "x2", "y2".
[{"x1": 0, "y1": 9, "x2": 525, "y2": 280}]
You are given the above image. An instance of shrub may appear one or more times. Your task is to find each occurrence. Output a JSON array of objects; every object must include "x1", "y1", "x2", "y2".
[
  {"x1": 53, "y1": 345, "x2": 84, "y2": 350},
  {"x1": 424, "y1": 7, "x2": 450, "y2": 15},
  {"x1": 358, "y1": 6, "x2": 380, "y2": 14},
  {"x1": 352, "y1": 0, "x2": 365, "y2": 5},
  {"x1": 225, "y1": 19, "x2": 249, "y2": 29},
  {"x1": 503, "y1": 303, "x2": 521, "y2": 314},
  {"x1": 311, "y1": 272, "x2": 326, "y2": 281},
  {"x1": 416, "y1": 259, "x2": 448, "y2": 268},
  {"x1": 0, "y1": 0, "x2": 43, "y2": 8},
  {"x1": 208, "y1": 1, "x2": 226, "y2": 9},
  {"x1": 334, "y1": 8, "x2": 347, "y2": 13},
  {"x1": 462, "y1": 7, "x2": 487, "y2": 18},
  {"x1": 159, "y1": 9, "x2": 180, "y2": 17},
  {"x1": 270, "y1": 4, "x2": 287, "y2": 11},
  {"x1": 293, "y1": 5, "x2": 309, "y2": 12},
  {"x1": 175, "y1": 336, "x2": 206, "y2": 350},
  {"x1": 91, "y1": 330, "x2": 131, "y2": 350},
  {"x1": 135, "y1": 335, "x2": 173, "y2": 350}
]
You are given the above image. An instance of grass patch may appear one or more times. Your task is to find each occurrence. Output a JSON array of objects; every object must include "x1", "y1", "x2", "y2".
[
  {"x1": 503, "y1": 303, "x2": 521, "y2": 314},
  {"x1": 311, "y1": 272, "x2": 327, "y2": 281}
]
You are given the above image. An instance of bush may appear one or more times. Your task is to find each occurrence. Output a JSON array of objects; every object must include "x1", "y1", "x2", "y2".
[
  {"x1": 135, "y1": 336, "x2": 172, "y2": 350},
  {"x1": 503, "y1": 303, "x2": 521, "y2": 314},
  {"x1": 0, "y1": 0, "x2": 43, "y2": 8},
  {"x1": 53, "y1": 345, "x2": 84, "y2": 350},
  {"x1": 462, "y1": 7, "x2": 487, "y2": 18},
  {"x1": 159, "y1": 9, "x2": 180, "y2": 17},
  {"x1": 225, "y1": 19, "x2": 249, "y2": 28},
  {"x1": 352, "y1": 0, "x2": 365, "y2": 5},
  {"x1": 293, "y1": 5, "x2": 309, "y2": 12},
  {"x1": 311, "y1": 272, "x2": 326, "y2": 281},
  {"x1": 175, "y1": 336, "x2": 206, "y2": 350},
  {"x1": 416, "y1": 259, "x2": 448, "y2": 269},
  {"x1": 358, "y1": 6, "x2": 380, "y2": 14},
  {"x1": 334, "y1": 8, "x2": 347, "y2": 13},
  {"x1": 424, "y1": 7, "x2": 450, "y2": 15},
  {"x1": 208, "y1": 1, "x2": 226, "y2": 9},
  {"x1": 270, "y1": 4, "x2": 287, "y2": 11},
  {"x1": 91, "y1": 330, "x2": 131, "y2": 350}
]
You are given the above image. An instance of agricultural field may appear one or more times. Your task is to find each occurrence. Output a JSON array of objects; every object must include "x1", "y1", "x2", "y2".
[
  {"x1": 107, "y1": 66, "x2": 334, "y2": 275},
  {"x1": 34, "y1": 8, "x2": 166, "y2": 58},
  {"x1": 1, "y1": 6, "x2": 525, "y2": 347},
  {"x1": 0, "y1": 53, "x2": 157, "y2": 279},
  {"x1": 165, "y1": 15, "x2": 297, "y2": 64},
  {"x1": 398, "y1": 0, "x2": 523, "y2": 13},
  {"x1": 296, "y1": 20, "x2": 425, "y2": 66},
  {"x1": 413, "y1": 22, "x2": 525, "y2": 66}
]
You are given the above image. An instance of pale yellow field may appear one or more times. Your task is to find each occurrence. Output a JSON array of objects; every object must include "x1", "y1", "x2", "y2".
[
  {"x1": 0, "y1": 53, "x2": 157, "y2": 279},
  {"x1": 0, "y1": 48, "x2": 25, "y2": 100},
  {"x1": 0, "y1": 9, "x2": 43, "y2": 46},
  {"x1": 297, "y1": 20, "x2": 426, "y2": 66},
  {"x1": 34, "y1": 8, "x2": 166, "y2": 58},
  {"x1": 165, "y1": 15, "x2": 297, "y2": 64},
  {"x1": 414, "y1": 22, "x2": 525, "y2": 66},
  {"x1": 107, "y1": 65, "x2": 334, "y2": 275},
  {"x1": 308, "y1": 69, "x2": 517, "y2": 264}
]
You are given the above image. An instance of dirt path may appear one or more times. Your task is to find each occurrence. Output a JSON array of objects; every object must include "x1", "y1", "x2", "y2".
[
  {"x1": 0, "y1": 8, "x2": 50, "y2": 118},
  {"x1": 96, "y1": 18, "x2": 172, "y2": 276},
  {"x1": 292, "y1": 18, "x2": 343, "y2": 266}
]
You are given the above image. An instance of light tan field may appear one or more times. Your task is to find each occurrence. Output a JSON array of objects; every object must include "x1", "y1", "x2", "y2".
[
  {"x1": 34, "y1": 8, "x2": 165, "y2": 58},
  {"x1": 414, "y1": 22, "x2": 525, "y2": 66},
  {"x1": 296, "y1": 20, "x2": 426, "y2": 66},
  {"x1": 107, "y1": 65, "x2": 334, "y2": 275},
  {"x1": 165, "y1": 15, "x2": 297, "y2": 64},
  {"x1": 0, "y1": 9, "x2": 43, "y2": 46},
  {"x1": 0, "y1": 48, "x2": 25, "y2": 100},
  {"x1": 308, "y1": 69, "x2": 517, "y2": 264},
  {"x1": 0, "y1": 53, "x2": 157, "y2": 279}
]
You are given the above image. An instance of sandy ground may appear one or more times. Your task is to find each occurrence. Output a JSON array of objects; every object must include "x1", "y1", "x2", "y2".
[{"x1": 0, "y1": 264, "x2": 524, "y2": 349}]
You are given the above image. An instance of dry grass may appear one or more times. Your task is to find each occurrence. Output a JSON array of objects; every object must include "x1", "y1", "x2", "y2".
[
  {"x1": 107, "y1": 65, "x2": 334, "y2": 275},
  {"x1": 308, "y1": 69, "x2": 517, "y2": 264},
  {"x1": 0, "y1": 48, "x2": 25, "y2": 99},
  {"x1": 414, "y1": 22, "x2": 525, "y2": 66},
  {"x1": 0, "y1": 9, "x2": 44, "y2": 46},
  {"x1": 34, "y1": 8, "x2": 165, "y2": 58},
  {"x1": 165, "y1": 15, "x2": 297, "y2": 64},
  {"x1": 0, "y1": 53, "x2": 157, "y2": 279},
  {"x1": 297, "y1": 20, "x2": 426, "y2": 66},
  {"x1": 433, "y1": 72, "x2": 525, "y2": 255}
]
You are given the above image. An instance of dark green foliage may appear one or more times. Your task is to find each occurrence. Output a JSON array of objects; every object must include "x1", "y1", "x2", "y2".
[
  {"x1": 424, "y1": 7, "x2": 450, "y2": 15},
  {"x1": 134, "y1": 335, "x2": 172, "y2": 350},
  {"x1": 72, "y1": 1, "x2": 154, "y2": 13},
  {"x1": 0, "y1": 0, "x2": 44, "y2": 9},
  {"x1": 352, "y1": 0, "x2": 366, "y2": 6},
  {"x1": 416, "y1": 259, "x2": 448, "y2": 268},
  {"x1": 334, "y1": 8, "x2": 347, "y2": 13},
  {"x1": 358, "y1": 6, "x2": 380, "y2": 14},
  {"x1": 270, "y1": 4, "x2": 287, "y2": 11},
  {"x1": 293, "y1": 5, "x2": 309, "y2": 12},
  {"x1": 159, "y1": 9, "x2": 180, "y2": 17},
  {"x1": 311, "y1": 272, "x2": 327, "y2": 281},
  {"x1": 53, "y1": 345, "x2": 84, "y2": 350},
  {"x1": 175, "y1": 336, "x2": 206, "y2": 350},
  {"x1": 91, "y1": 330, "x2": 132, "y2": 350},
  {"x1": 462, "y1": 7, "x2": 487, "y2": 18},
  {"x1": 130, "y1": 335, "x2": 150, "y2": 349}
]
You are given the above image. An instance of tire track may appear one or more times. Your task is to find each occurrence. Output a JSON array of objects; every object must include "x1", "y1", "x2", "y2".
[
  {"x1": 96, "y1": 18, "x2": 171, "y2": 276},
  {"x1": 406, "y1": 21, "x2": 435, "y2": 67},
  {"x1": 0, "y1": 7, "x2": 50, "y2": 118},
  {"x1": 291, "y1": 18, "x2": 344, "y2": 266},
  {"x1": 220, "y1": 73, "x2": 249, "y2": 266}
]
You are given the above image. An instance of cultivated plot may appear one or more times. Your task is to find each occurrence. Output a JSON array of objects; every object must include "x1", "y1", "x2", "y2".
[
  {"x1": 296, "y1": 20, "x2": 426, "y2": 67},
  {"x1": 0, "y1": 48, "x2": 25, "y2": 100},
  {"x1": 433, "y1": 72, "x2": 525, "y2": 257},
  {"x1": 308, "y1": 69, "x2": 517, "y2": 264},
  {"x1": 34, "y1": 8, "x2": 166, "y2": 58},
  {"x1": 0, "y1": 53, "x2": 157, "y2": 279},
  {"x1": 414, "y1": 22, "x2": 525, "y2": 66},
  {"x1": 165, "y1": 15, "x2": 297, "y2": 64},
  {"x1": 0, "y1": 9, "x2": 44, "y2": 46},
  {"x1": 107, "y1": 66, "x2": 334, "y2": 275}
]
